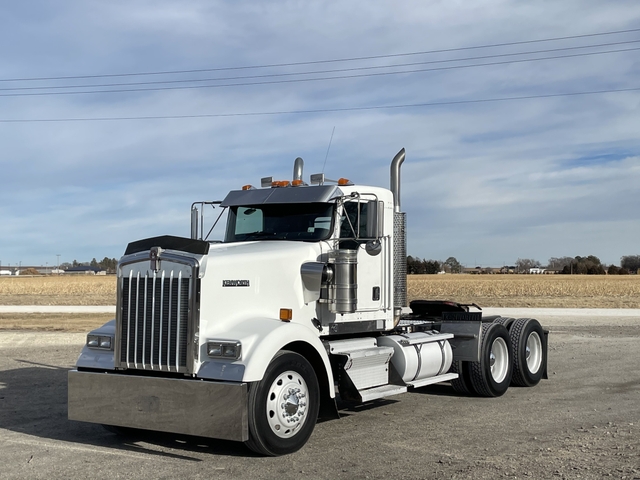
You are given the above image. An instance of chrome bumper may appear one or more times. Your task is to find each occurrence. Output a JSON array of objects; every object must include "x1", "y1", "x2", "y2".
[{"x1": 68, "y1": 370, "x2": 248, "y2": 442}]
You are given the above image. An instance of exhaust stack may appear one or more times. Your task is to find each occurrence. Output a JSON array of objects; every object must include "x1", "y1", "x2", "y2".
[
  {"x1": 390, "y1": 148, "x2": 406, "y2": 212},
  {"x1": 293, "y1": 157, "x2": 304, "y2": 183},
  {"x1": 390, "y1": 148, "x2": 407, "y2": 312}
]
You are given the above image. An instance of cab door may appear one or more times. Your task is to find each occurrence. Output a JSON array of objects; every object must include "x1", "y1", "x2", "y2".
[{"x1": 339, "y1": 200, "x2": 386, "y2": 312}]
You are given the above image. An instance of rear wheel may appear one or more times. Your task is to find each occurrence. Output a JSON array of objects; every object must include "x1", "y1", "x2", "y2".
[
  {"x1": 469, "y1": 323, "x2": 513, "y2": 397},
  {"x1": 246, "y1": 351, "x2": 320, "y2": 456},
  {"x1": 509, "y1": 318, "x2": 546, "y2": 387}
]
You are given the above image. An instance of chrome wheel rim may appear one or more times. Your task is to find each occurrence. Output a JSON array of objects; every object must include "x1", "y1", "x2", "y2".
[
  {"x1": 490, "y1": 337, "x2": 509, "y2": 383},
  {"x1": 266, "y1": 370, "x2": 309, "y2": 439},
  {"x1": 526, "y1": 331, "x2": 543, "y2": 374}
]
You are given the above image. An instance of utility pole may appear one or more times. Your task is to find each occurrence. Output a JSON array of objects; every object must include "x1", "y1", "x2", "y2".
[{"x1": 56, "y1": 254, "x2": 61, "y2": 274}]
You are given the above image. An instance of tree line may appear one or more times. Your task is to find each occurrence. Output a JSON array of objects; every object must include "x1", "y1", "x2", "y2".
[
  {"x1": 60, "y1": 257, "x2": 119, "y2": 273},
  {"x1": 408, "y1": 254, "x2": 640, "y2": 274}
]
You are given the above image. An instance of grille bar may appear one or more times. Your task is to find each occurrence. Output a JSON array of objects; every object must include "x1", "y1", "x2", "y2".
[{"x1": 119, "y1": 268, "x2": 191, "y2": 373}]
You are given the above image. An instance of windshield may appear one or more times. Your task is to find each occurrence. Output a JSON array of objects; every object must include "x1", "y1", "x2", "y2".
[{"x1": 225, "y1": 203, "x2": 334, "y2": 242}]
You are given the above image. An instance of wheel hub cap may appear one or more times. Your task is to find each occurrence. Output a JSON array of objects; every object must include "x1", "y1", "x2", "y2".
[
  {"x1": 526, "y1": 332, "x2": 543, "y2": 374},
  {"x1": 490, "y1": 337, "x2": 509, "y2": 383},
  {"x1": 266, "y1": 371, "x2": 309, "y2": 438}
]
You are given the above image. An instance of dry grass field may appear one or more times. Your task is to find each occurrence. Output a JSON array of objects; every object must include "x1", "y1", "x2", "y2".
[
  {"x1": 408, "y1": 274, "x2": 640, "y2": 308},
  {"x1": 1, "y1": 274, "x2": 639, "y2": 331},
  {"x1": 0, "y1": 275, "x2": 116, "y2": 306}
]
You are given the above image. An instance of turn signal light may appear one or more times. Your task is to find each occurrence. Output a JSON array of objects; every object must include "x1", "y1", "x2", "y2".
[
  {"x1": 338, "y1": 178, "x2": 351, "y2": 185},
  {"x1": 280, "y1": 308, "x2": 293, "y2": 322},
  {"x1": 272, "y1": 180, "x2": 291, "y2": 187}
]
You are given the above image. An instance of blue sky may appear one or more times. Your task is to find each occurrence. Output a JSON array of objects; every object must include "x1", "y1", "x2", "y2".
[{"x1": 1, "y1": 1, "x2": 640, "y2": 268}]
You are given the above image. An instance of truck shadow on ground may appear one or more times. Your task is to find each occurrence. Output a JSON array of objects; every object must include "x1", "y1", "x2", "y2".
[{"x1": 0, "y1": 361, "x2": 259, "y2": 459}]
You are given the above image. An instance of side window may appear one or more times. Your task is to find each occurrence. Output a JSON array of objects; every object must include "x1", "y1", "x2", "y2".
[
  {"x1": 340, "y1": 202, "x2": 367, "y2": 239},
  {"x1": 235, "y1": 207, "x2": 263, "y2": 234}
]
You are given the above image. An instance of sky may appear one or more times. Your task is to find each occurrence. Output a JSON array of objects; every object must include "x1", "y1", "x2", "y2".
[{"x1": 1, "y1": 0, "x2": 640, "y2": 269}]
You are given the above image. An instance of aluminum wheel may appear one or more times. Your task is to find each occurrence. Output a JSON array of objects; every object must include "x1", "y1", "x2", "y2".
[
  {"x1": 526, "y1": 331, "x2": 543, "y2": 374},
  {"x1": 490, "y1": 337, "x2": 509, "y2": 384},
  {"x1": 266, "y1": 370, "x2": 309, "y2": 439}
]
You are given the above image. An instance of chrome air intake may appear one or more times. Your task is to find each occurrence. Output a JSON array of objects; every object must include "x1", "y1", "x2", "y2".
[{"x1": 326, "y1": 249, "x2": 358, "y2": 314}]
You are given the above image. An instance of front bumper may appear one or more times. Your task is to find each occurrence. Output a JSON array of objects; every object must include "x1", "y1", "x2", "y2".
[{"x1": 68, "y1": 370, "x2": 248, "y2": 441}]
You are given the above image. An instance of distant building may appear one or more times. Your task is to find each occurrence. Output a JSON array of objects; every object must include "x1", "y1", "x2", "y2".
[
  {"x1": 64, "y1": 266, "x2": 105, "y2": 275},
  {"x1": 529, "y1": 268, "x2": 546, "y2": 274},
  {"x1": 0, "y1": 270, "x2": 12, "y2": 276}
]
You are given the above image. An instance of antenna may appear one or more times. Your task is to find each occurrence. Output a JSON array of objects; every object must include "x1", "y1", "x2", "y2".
[{"x1": 321, "y1": 126, "x2": 335, "y2": 174}]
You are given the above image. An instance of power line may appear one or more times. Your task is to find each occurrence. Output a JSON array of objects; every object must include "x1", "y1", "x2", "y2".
[
  {"x1": 1, "y1": 86, "x2": 638, "y2": 123},
  {"x1": 2, "y1": 38, "x2": 638, "y2": 93},
  {"x1": 1, "y1": 46, "x2": 638, "y2": 98},
  {"x1": 1, "y1": 26, "x2": 639, "y2": 83}
]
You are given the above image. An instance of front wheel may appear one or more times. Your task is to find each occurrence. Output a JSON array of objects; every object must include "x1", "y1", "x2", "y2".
[{"x1": 246, "y1": 350, "x2": 320, "y2": 456}]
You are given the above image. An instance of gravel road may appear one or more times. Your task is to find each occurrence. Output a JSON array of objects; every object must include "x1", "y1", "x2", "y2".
[{"x1": 0, "y1": 313, "x2": 638, "y2": 479}]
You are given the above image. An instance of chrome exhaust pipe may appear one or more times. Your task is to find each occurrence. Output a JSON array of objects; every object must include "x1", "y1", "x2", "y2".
[
  {"x1": 293, "y1": 157, "x2": 304, "y2": 183},
  {"x1": 390, "y1": 148, "x2": 405, "y2": 212}
]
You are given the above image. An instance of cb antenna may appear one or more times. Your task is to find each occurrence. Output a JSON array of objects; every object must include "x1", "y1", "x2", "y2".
[{"x1": 321, "y1": 126, "x2": 335, "y2": 174}]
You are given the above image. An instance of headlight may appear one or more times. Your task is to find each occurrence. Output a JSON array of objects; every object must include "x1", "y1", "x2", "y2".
[
  {"x1": 87, "y1": 334, "x2": 114, "y2": 350},
  {"x1": 207, "y1": 340, "x2": 241, "y2": 360}
]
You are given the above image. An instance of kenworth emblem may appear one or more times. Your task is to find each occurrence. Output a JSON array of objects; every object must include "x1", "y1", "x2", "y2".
[
  {"x1": 222, "y1": 280, "x2": 250, "y2": 287},
  {"x1": 149, "y1": 246, "x2": 163, "y2": 271}
]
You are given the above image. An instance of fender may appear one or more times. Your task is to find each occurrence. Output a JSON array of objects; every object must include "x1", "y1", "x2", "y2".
[
  {"x1": 75, "y1": 319, "x2": 116, "y2": 370},
  {"x1": 200, "y1": 317, "x2": 335, "y2": 398}
]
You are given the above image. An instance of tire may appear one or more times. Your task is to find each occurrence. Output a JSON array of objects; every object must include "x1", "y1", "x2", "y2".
[
  {"x1": 493, "y1": 317, "x2": 516, "y2": 330},
  {"x1": 450, "y1": 360, "x2": 473, "y2": 395},
  {"x1": 509, "y1": 318, "x2": 546, "y2": 387},
  {"x1": 246, "y1": 350, "x2": 320, "y2": 456},
  {"x1": 469, "y1": 323, "x2": 513, "y2": 397}
]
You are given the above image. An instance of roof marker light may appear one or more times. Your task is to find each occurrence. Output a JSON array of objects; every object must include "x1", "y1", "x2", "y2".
[
  {"x1": 272, "y1": 180, "x2": 290, "y2": 188},
  {"x1": 338, "y1": 178, "x2": 351, "y2": 186},
  {"x1": 242, "y1": 184, "x2": 254, "y2": 191}
]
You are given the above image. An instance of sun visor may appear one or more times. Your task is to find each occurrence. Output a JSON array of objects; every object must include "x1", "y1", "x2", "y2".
[{"x1": 221, "y1": 185, "x2": 343, "y2": 207}]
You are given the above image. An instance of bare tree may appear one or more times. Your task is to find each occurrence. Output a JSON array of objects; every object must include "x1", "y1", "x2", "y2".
[
  {"x1": 515, "y1": 258, "x2": 541, "y2": 273},
  {"x1": 547, "y1": 256, "x2": 574, "y2": 271}
]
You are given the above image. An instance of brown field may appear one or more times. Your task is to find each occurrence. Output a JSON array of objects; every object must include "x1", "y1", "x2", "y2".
[
  {"x1": 1, "y1": 274, "x2": 639, "y2": 331},
  {"x1": 0, "y1": 275, "x2": 116, "y2": 306},
  {"x1": 408, "y1": 274, "x2": 640, "y2": 308}
]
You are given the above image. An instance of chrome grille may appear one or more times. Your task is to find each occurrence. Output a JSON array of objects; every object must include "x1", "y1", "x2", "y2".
[{"x1": 118, "y1": 269, "x2": 192, "y2": 373}]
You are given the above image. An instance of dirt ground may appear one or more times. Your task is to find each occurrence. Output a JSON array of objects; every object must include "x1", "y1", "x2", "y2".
[{"x1": 0, "y1": 314, "x2": 638, "y2": 479}]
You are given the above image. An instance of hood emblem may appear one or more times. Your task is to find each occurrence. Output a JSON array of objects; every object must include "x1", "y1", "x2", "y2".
[{"x1": 150, "y1": 247, "x2": 163, "y2": 271}]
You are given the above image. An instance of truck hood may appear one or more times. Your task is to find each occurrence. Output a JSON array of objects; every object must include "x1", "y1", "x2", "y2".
[
  {"x1": 207, "y1": 240, "x2": 323, "y2": 265},
  {"x1": 200, "y1": 240, "x2": 325, "y2": 315}
]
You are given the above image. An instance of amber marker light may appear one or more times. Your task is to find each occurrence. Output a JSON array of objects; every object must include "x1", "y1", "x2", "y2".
[
  {"x1": 272, "y1": 180, "x2": 291, "y2": 187},
  {"x1": 242, "y1": 184, "x2": 254, "y2": 190},
  {"x1": 338, "y1": 178, "x2": 351, "y2": 185},
  {"x1": 280, "y1": 308, "x2": 293, "y2": 322},
  {"x1": 291, "y1": 179, "x2": 304, "y2": 186}
]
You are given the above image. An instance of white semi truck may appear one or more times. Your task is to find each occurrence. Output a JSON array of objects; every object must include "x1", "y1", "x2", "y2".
[{"x1": 68, "y1": 149, "x2": 548, "y2": 456}]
